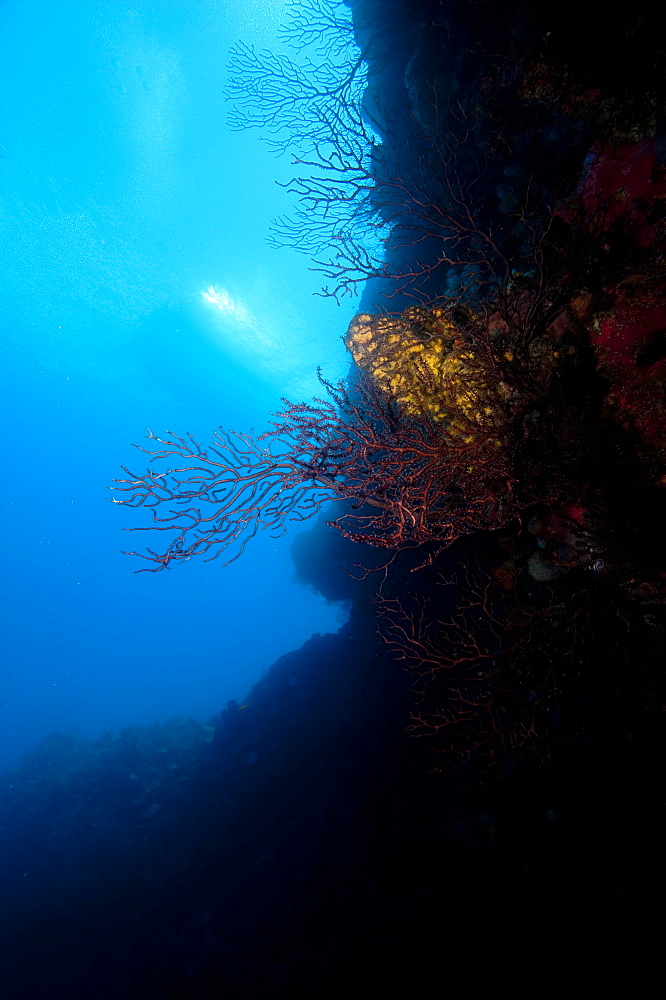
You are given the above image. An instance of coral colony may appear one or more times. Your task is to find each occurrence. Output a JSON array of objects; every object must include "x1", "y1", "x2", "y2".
[{"x1": 114, "y1": 0, "x2": 665, "y2": 773}]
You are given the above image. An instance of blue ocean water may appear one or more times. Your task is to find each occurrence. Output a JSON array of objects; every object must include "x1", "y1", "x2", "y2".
[{"x1": 0, "y1": 0, "x2": 356, "y2": 773}]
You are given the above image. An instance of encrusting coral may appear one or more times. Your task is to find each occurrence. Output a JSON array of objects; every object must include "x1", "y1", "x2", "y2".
[{"x1": 345, "y1": 306, "x2": 509, "y2": 442}]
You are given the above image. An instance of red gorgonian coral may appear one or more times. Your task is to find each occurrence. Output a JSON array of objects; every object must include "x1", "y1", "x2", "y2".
[{"x1": 112, "y1": 363, "x2": 520, "y2": 572}]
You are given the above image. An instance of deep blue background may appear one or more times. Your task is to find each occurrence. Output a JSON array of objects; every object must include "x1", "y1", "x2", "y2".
[{"x1": 0, "y1": 0, "x2": 357, "y2": 772}]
